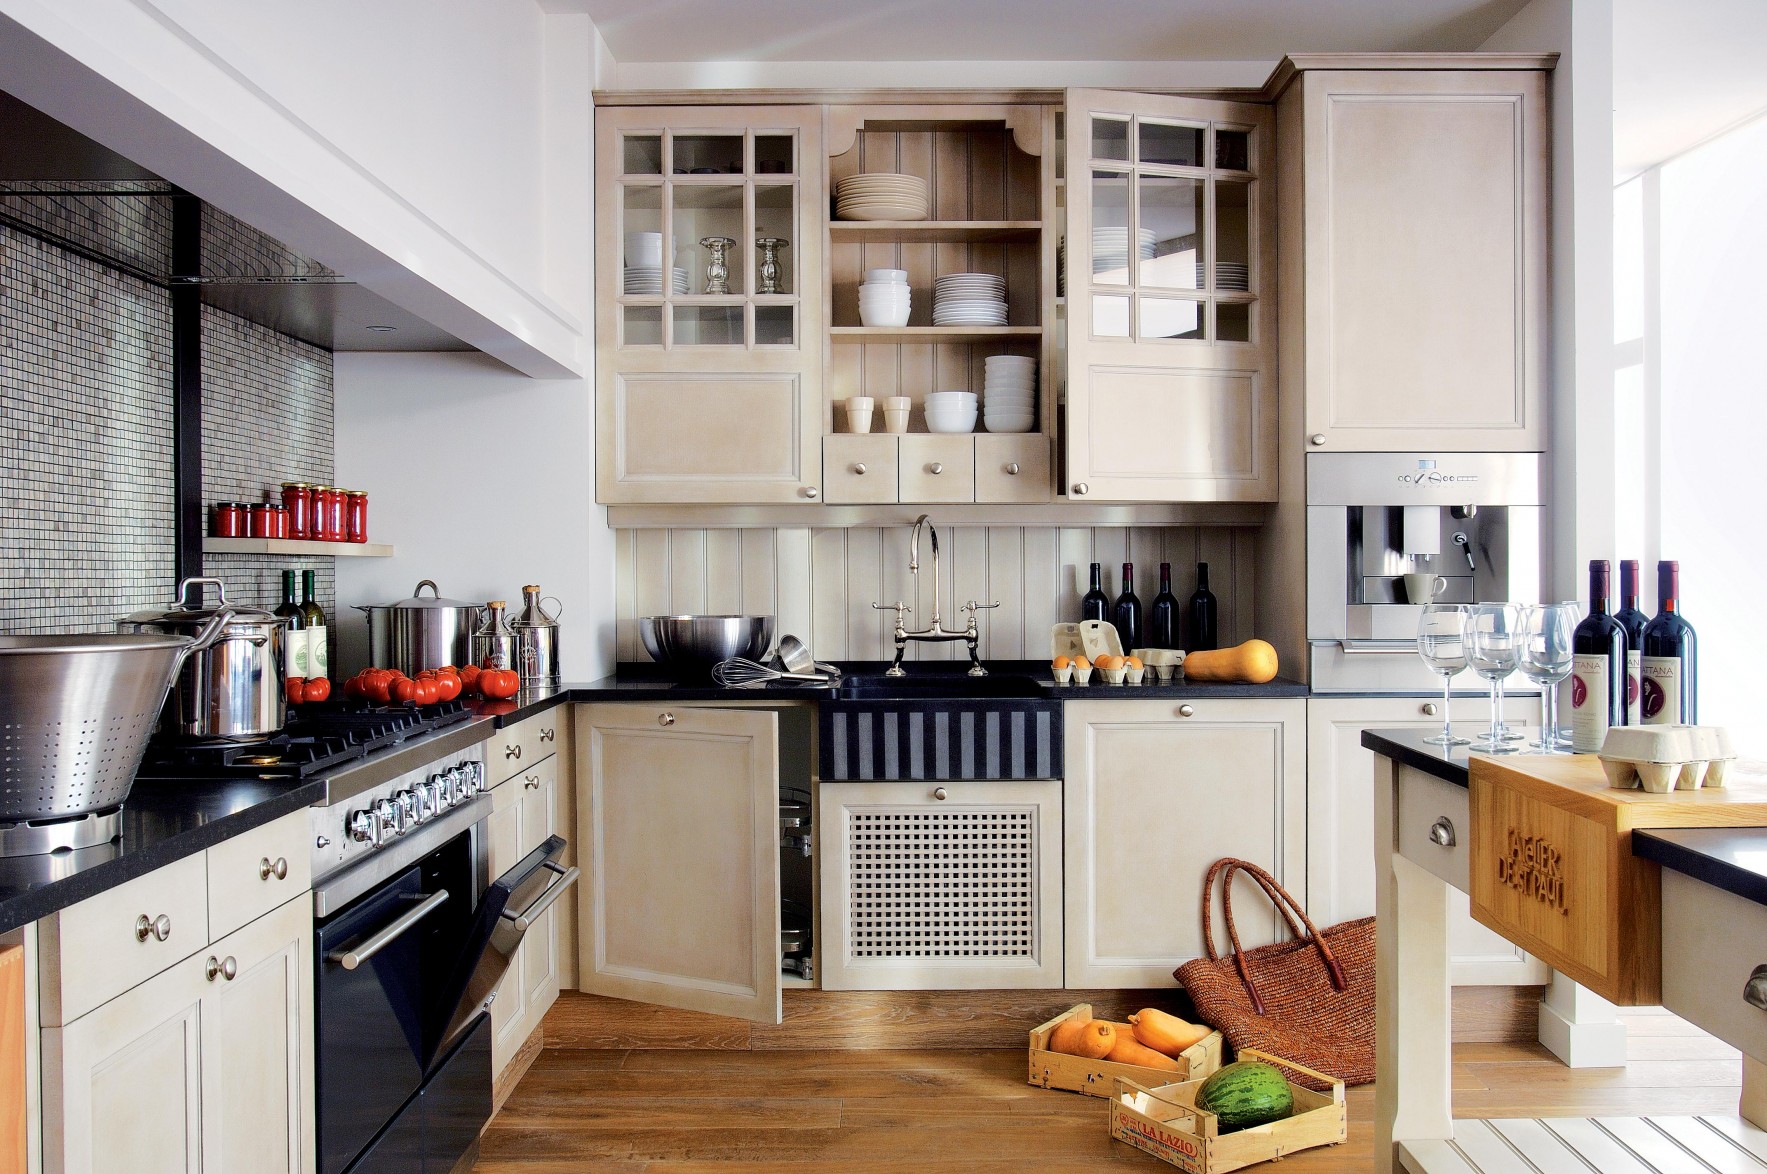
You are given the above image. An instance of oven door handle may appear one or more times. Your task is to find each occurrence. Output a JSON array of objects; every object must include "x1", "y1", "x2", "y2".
[
  {"x1": 327, "y1": 890, "x2": 450, "y2": 971},
  {"x1": 499, "y1": 862, "x2": 579, "y2": 934}
]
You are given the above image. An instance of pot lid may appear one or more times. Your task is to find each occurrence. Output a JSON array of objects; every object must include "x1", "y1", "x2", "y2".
[
  {"x1": 385, "y1": 579, "x2": 479, "y2": 610},
  {"x1": 122, "y1": 577, "x2": 277, "y2": 627}
]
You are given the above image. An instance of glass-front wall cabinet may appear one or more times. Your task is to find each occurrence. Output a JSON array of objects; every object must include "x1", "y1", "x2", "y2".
[
  {"x1": 1063, "y1": 90, "x2": 1277, "y2": 502},
  {"x1": 597, "y1": 107, "x2": 824, "y2": 503}
]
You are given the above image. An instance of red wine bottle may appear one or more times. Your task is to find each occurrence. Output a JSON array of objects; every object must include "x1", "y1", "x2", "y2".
[
  {"x1": 1080, "y1": 562, "x2": 1109, "y2": 624},
  {"x1": 1112, "y1": 562, "x2": 1143, "y2": 651},
  {"x1": 1570, "y1": 559, "x2": 1627, "y2": 753},
  {"x1": 1641, "y1": 560, "x2": 1697, "y2": 724},
  {"x1": 1187, "y1": 562, "x2": 1218, "y2": 652},
  {"x1": 1149, "y1": 562, "x2": 1181, "y2": 649},
  {"x1": 1613, "y1": 559, "x2": 1649, "y2": 726}
]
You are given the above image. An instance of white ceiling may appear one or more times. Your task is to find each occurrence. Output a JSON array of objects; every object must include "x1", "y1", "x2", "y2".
[
  {"x1": 1613, "y1": 0, "x2": 1767, "y2": 181},
  {"x1": 556, "y1": 0, "x2": 1534, "y2": 63}
]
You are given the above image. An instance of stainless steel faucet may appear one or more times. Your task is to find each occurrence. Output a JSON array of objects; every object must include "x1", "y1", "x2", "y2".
[{"x1": 872, "y1": 514, "x2": 999, "y2": 676}]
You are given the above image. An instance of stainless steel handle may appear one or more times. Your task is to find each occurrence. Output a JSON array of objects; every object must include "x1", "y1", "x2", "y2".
[
  {"x1": 1744, "y1": 965, "x2": 1767, "y2": 1011},
  {"x1": 1310, "y1": 434, "x2": 1327, "y2": 446},
  {"x1": 136, "y1": 913, "x2": 171, "y2": 943},
  {"x1": 1421, "y1": 702, "x2": 1439, "y2": 717},
  {"x1": 853, "y1": 463, "x2": 867, "y2": 475},
  {"x1": 205, "y1": 955, "x2": 237, "y2": 982},
  {"x1": 1429, "y1": 817, "x2": 1457, "y2": 847},
  {"x1": 1072, "y1": 482, "x2": 1089, "y2": 495},
  {"x1": 659, "y1": 712, "x2": 675, "y2": 726},
  {"x1": 1177, "y1": 704, "x2": 1195, "y2": 718},
  {"x1": 505, "y1": 744, "x2": 521, "y2": 760},
  {"x1": 540, "y1": 728, "x2": 555, "y2": 743},
  {"x1": 933, "y1": 787, "x2": 948, "y2": 801},
  {"x1": 500, "y1": 863, "x2": 580, "y2": 934},
  {"x1": 1005, "y1": 462, "x2": 1020, "y2": 475},
  {"x1": 801, "y1": 486, "x2": 820, "y2": 499},
  {"x1": 328, "y1": 891, "x2": 450, "y2": 971},
  {"x1": 260, "y1": 856, "x2": 288, "y2": 881},
  {"x1": 523, "y1": 774, "x2": 541, "y2": 790},
  {"x1": 928, "y1": 463, "x2": 943, "y2": 475}
]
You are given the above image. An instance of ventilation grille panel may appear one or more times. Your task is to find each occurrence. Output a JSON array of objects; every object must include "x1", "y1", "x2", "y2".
[{"x1": 846, "y1": 807, "x2": 1039, "y2": 959}]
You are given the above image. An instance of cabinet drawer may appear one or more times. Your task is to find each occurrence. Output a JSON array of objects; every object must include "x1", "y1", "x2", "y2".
[
  {"x1": 511, "y1": 753, "x2": 559, "y2": 858},
  {"x1": 822, "y1": 435, "x2": 898, "y2": 504},
  {"x1": 40, "y1": 853, "x2": 209, "y2": 1026},
  {"x1": 1397, "y1": 770, "x2": 1470, "y2": 890},
  {"x1": 489, "y1": 709, "x2": 563, "y2": 785},
  {"x1": 1661, "y1": 870, "x2": 1767, "y2": 1058},
  {"x1": 898, "y1": 436, "x2": 975, "y2": 503},
  {"x1": 974, "y1": 435, "x2": 1051, "y2": 503},
  {"x1": 207, "y1": 810, "x2": 312, "y2": 941}
]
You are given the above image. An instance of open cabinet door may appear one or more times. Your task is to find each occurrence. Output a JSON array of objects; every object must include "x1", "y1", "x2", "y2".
[
  {"x1": 575, "y1": 703, "x2": 782, "y2": 1023},
  {"x1": 1064, "y1": 88, "x2": 1277, "y2": 502}
]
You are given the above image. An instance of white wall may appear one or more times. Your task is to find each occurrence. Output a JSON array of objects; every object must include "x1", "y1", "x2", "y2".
[{"x1": 332, "y1": 352, "x2": 615, "y2": 682}]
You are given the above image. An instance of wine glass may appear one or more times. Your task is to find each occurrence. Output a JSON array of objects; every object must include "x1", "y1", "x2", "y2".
[
  {"x1": 1519, "y1": 604, "x2": 1577, "y2": 753},
  {"x1": 1464, "y1": 603, "x2": 1522, "y2": 753},
  {"x1": 1416, "y1": 604, "x2": 1471, "y2": 746}
]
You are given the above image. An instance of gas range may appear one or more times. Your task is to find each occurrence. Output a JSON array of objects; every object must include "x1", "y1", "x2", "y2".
[{"x1": 136, "y1": 701, "x2": 475, "y2": 782}]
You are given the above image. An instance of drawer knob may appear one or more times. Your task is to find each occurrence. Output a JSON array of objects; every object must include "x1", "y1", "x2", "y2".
[
  {"x1": 1429, "y1": 817, "x2": 1457, "y2": 847},
  {"x1": 260, "y1": 856, "x2": 289, "y2": 881},
  {"x1": 1072, "y1": 482, "x2": 1089, "y2": 496},
  {"x1": 1421, "y1": 702, "x2": 1439, "y2": 716},
  {"x1": 524, "y1": 774, "x2": 541, "y2": 790},
  {"x1": 1177, "y1": 704, "x2": 1195, "y2": 718},
  {"x1": 205, "y1": 955, "x2": 238, "y2": 983},
  {"x1": 1744, "y1": 965, "x2": 1767, "y2": 1011},
  {"x1": 540, "y1": 728, "x2": 555, "y2": 743},
  {"x1": 852, "y1": 462, "x2": 867, "y2": 475},
  {"x1": 928, "y1": 462, "x2": 943, "y2": 475},
  {"x1": 1310, "y1": 434, "x2": 1327, "y2": 446},
  {"x1": 136, "y1": 913, "x2": 171, "y2": 943},
  {"x1": 933, "y1": 787, "x2": 948, "y2": 801},
  {"x1": 506, "y1": 744, "x2": 521, "y2": 761},
  {"x1": 659, "y1": 712, "x2": 675, "y2": 727},
  {"x1": 1005, "y1": 462, "x2": 1020, "y2": 475},
  {"x1": 801, "y1": 486, "x2": 820, "y2": 499}
]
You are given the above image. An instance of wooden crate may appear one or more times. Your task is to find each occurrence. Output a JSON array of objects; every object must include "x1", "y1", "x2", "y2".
[
  {"x1": 1028, "y1": 1003, "x2": 1223, "y2": 1098},
  {"x1": 1108, "y1": 1050, "x2": 1347, "y2": 1173},
  {"x1": 1468, "y1": 754, "x2": 1767, "y2": 1006}
]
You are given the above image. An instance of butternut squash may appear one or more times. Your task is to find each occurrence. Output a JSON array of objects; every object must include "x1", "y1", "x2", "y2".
[
  {"x1": 1067, "y1": 1020, "x2": 1117, "y2": 1060},
  {"x1": 1047, "y1": 1011, "x2": 1094, "y2": 1055},
  {"x1": 1130, "y1": 1008, "x2": 1212, "y2": 1057},
  {"x1": 1105, "y1": 1032, "x2": 1182, "y2": 1071},
  {"x1": 1182, "y1": 639, "x2": 1279, "y2": 684}
]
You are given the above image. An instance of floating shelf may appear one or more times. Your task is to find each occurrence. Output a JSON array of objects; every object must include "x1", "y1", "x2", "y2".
[
  {"x1": 830, "y1": 326, "x2": 1041, "y2": 343},
  {"x1": 203, "y1": 538, "x2": 395, "y2": 557},
  {"x1": 828, "y1": 220, "x2": 1041, "y2": 244}
]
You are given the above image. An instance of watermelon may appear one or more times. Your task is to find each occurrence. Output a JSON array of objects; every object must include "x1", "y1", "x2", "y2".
[{"x1": 1194, "y1": 1060, "x2": 1294, "y2": 1132}]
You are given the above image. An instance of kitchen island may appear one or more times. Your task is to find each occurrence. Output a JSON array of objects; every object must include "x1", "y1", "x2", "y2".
[{"x1": 1365, "y1": 729, "x2": 1767, "y2": 1173}]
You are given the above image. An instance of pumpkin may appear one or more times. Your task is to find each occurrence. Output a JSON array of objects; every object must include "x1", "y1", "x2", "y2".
[
  {"x1": 1047, "y1": 1012, "x2": 1094, "y2": 1055},
  {"x1": 1183, "y1": 639, "x2": 1279, "y2": 683},
  {"x1": 1104, "y1": 1032, "x2": 1182, "y2": 1070}
]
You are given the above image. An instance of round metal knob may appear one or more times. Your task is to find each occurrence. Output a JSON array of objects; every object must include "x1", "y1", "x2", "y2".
[
  {"x1": 1072, "y1": 482, "x2": 1089, "y2": 495},
  {"x1": 659, "y1": 712, "x2": 675, "y2": 727},
  {"x1": 260, "y1": 856, "x2": 289, "y2": 881},
  {"x1": 1005, "y1": 463, "x2": 1020, "y2": 475},
  {"x1": 540, "y1": 727, "x2": 555, "y2": 743},
  {"x1": 136, "y1": 913, "x2": 171, "y2": 943},
  {"x1": 933, "y1": 787, "x2": 949, "y2": 801},
  {"x1": 505, "y1": 744, "x2": 521, "y2": 761},
  {"x1": 853, "y1": 463, "x2": 867, "y2": 475},
  {"x1": 1421, "y1": 702, "x2": 1439, "y2": 716},
  {"x1": 524, "y1": 774, "x2": 541, "y2": 790},
  {"x1": 1310, "y1": 434, "x2": 1327, "y2": 446},
  {"x1": 1429, "y1": 817, "x2": 1457, "y2": 847},
  {"x1": 1178, "y1": 704, "x2": 1195, "y2": 718},
  {"x1": 205, "y1": 955, "x2": 237, "y2": 983},
  {"x1": 801, "y1": 486, "x2": 820, "y2": 499},
  {"x1": 929, "y1": 463, "x2": 943, "y2": 475}
]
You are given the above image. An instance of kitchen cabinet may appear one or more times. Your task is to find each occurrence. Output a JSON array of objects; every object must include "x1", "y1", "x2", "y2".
[
  {"x1": 576, "y1": 703, "x2": 807, "y2": 1023},
  {"x1": 817, "y1": 778, "x2": 1064, "y2": 990},
  {"x1": 1062, "y1": 698, "x2": 1304, "y2": 988},
  {"x1": 1306, "y1": 696, "x2": 1547, "y2": 986},
  {"x1": 41, "y1": 895, "x2": 313, "y2": 1174},
  {"x1": 596, "y1": 106, "x2": 826, "y2": 503},
  {"x1": 1062, "y1": 89, "x2": 1279, "y2": 502},
  {"x1": 822, "y1": 435, "x2": 1052, "y2": 505},
  {"x1": 1277, "y1": 66, "x2": 1548, "y2": 452}
]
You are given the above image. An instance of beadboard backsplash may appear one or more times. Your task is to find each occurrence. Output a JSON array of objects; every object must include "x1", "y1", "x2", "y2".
[{"x1": 614, "y1": 526, "x2": 1258, "y2": 664}]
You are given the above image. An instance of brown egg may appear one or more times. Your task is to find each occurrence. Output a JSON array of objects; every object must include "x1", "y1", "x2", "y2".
[
  {"x1": 1124, "y1": 655, "x2": 1144, "y2": 669},
  {"x1": 1053, "y1": 655, "x2": 1071, "y2": 669}
]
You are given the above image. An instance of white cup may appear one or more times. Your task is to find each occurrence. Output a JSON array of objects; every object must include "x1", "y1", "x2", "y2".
[
  {"x1": 883, "y1": 396, "x2": 912, "y2": 411},
  {"x1": 844, "y1": 396, "x2": 875, "y2": 434},
  {"x1": 1403, "y1": 573, "x2": 1448, "y2": 604},
  {"x1": 883, "y1": 408, "x2": 911, "y2": 434}
]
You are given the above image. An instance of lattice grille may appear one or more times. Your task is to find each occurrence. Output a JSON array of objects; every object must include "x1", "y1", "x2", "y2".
[{"x1": 846, "y1": 807, "x2": 1038, "y2": 958}]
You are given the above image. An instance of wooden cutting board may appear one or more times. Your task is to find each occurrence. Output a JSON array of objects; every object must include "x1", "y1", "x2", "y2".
[{"x1": 1469, "y1": 754, "x2": 1767, "y2": 1006}]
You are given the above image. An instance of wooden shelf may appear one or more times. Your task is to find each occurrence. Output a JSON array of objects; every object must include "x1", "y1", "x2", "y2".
[
  {"x1": 830, "y1": 326, "x2": 1041, "y2": 343},
  {"x1": 203, "y1": 538, "x2": 394, "y2": 557},
  {"x1": 829, "y1": 220, "x2": 1040, "y2": 243}
]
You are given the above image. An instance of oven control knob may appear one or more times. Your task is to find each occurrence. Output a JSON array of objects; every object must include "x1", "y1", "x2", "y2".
[
  {"x1": 427, "y1": 779, "x2": 449, "y2": 812},
  {"x1": 413, "y1": 785, "x2": 437, "y2": 822},
  {"x1": 395, "y1": 790, "x2": 419, "y2": 830},
  {"x1": 346, "y1": 811, "x2": 377, "y2": 845},
  {"x1": 373, "y1": 798, "x2": 399, "y2": 839}
]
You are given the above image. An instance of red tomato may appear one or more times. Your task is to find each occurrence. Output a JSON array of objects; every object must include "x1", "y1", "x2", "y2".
[
  {"x1": 415, "y1": 678, "x2": 438, "y2": 706},
  {"x1": 390, "y1": 678, "x2": 417, "y2": 705},
  {"x1": 286, "y1": 676, "x2": 306, "y2": 705},
  {"x1": 304, "y1": 677, "x2": 332, "y2": 703},
  {"x1": 369, "y1": 676, "x2": 392, "y2": 705},
  {"x1": 479, "y1": 668, "x2": 520, "y2": 700},
  {"x1": 458, "y1": 665, "x2": 481, "y2": 695},
  {"x1": 432, "y1": 672, "x2": 462, "y2": 703}
]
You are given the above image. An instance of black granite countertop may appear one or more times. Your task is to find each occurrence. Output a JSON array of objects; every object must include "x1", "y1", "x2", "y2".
[
  {"x1": 1361, "y1": 727, "x2": 1480, "y2": 788},
  {"x1": 1634, "y1": 828, "x2": 1767, "y2": 909}
]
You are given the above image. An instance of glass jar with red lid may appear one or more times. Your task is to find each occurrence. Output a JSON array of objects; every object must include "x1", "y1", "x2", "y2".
[
  {"x1": 345, "y1": 491, "x2": 369, "y2": 543},
  {"x1": 248, "y1": 502, "x2": 275, "y2": 538},
  {"x1": 211, "y1": 501, "x2": 247, "y2": 538},
  {"x1": 280, "y1": 482, "x2": 313, "y2": 540},
  {"x1": 309, "y1": 485, "x2": 341, "y2": 541}
]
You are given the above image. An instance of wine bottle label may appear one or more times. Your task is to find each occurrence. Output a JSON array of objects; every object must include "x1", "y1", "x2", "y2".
[
  {"x1": 308, "y1": 625, "x2": 328, "y2": 679},
  {"x1": 1641, "y1": 655, "x2": 1682, "y2": 724},
  {"x1": 1625, "y1": 649, "x2": 1641, "y2": 726},
  {"x1": 1570, "y1": 653, "x2": 1610, "y2": 753},
  {"x1": 285, "y1": 629, "x2": 310, "y2": 678}
]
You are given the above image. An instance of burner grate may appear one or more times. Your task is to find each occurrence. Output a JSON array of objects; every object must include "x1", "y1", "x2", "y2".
[{"x1": 136, "y1": 700, "x2": 473, "y2": 780}]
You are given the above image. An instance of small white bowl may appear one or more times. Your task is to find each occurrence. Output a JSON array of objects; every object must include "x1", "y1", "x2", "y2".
[
  {"x1": 925, "y1": 390, "x2": 977, "y2": 401},
  {"x1": 925, "y1": 411, "x2": 977, "y2": 434},
  {"x1": 859, "y1": 304, "x2": 911, "y2": 327},
  {"x1": 865, "y1": 268, "x2": 909, "y2": 284},
  {"x1": 985, "y1": 355, "x2": 1035, "y2": 370}
]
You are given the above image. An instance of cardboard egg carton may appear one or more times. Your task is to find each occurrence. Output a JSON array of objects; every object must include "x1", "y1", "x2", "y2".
[{"x1": 1597, "y1": 725, "x2": 1736, "y2": 793}]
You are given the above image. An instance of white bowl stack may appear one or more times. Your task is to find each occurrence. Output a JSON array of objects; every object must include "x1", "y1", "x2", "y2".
[
  {"x1": 1092, "y1": 227, "x2": 1156, "y2": 275},
  {"x1": 858, "y1": 267, "x2": 911, "y2": 328},
  {"x1": 923, "y1": 390, "x2": 978, "y2": 434},
  {"x1": 623, "y1": 231, "x2": 689, "y2": 295},
  {"x1": 834, "y1": 173, "x2": 929, "y2": 222},
  {"x1": 1217, "y1": 262, "x2": 1249, "y2": 291},
  {"x1": 933, "y1": 273, "x2": 1007, "y2": 327},
  {"x1": 982, "y1": 355, "x2": 1036, "y2": 433}
]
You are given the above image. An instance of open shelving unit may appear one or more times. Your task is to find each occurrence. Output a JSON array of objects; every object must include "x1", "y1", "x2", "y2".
[{"x1": 203, "y1": 538, "x2": 394, "y2": 557}]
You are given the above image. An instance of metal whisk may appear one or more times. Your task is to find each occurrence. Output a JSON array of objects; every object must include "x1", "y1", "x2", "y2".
[{"x1": 711, "y1": 657, "x2": 840, "y2": 688}]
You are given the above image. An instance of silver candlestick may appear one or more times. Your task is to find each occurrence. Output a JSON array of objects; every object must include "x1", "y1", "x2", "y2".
[
  {"x1": 699, "y1": 236, "x2": 735, "y2": 295},
  {"x1": 755, "y1": 236, "x2": 789, "y2": 295}
]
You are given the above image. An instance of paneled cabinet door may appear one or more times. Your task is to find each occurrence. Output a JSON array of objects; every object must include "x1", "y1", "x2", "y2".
[
  {"x1": 575, "y1": 704, "x2": 782, "y2": 1023},
  {"x1": 1063, "y1": 698, "x2": 1305, "y2": 988},
  {"x1": 487, "y1": 754, "x2": 564, "y2": 1073},
  {"x1": 1305, "y1": 696, "x2": 1548, "y2": 986},
  {"x1": 1064, "y1": 89, "x2": 1278, "y2": 502},
  {"x1": 1291, "y1": 70, "x2": 1547, "y2": 451},
  {"x1": 44, "y1": 896, "x2": 313, "y2": 1174},
  {"x1": 595, "y1": 106, "x2": 825, "y2": 504}
]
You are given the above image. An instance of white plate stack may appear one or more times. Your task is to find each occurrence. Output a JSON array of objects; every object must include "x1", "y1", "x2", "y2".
[
  {"x1": 623, "y1": 231, "x2": 690, "y2": 295},
  {"x1": 983, "y1": 355, "x2": 1036, "y2": 433},
  {"x1": 1093, "y1": 227, "x2": 1156, "y2": 274},
  {"x1": 858, "y1": 267, "x2": 911, "y2": 327},
  {"x1": 1217, "y1": 262, "x2": 1249, "y2": 291},
  {"x1": 834, "y1": 173, "x2": 929, "y2": 222},
  {"x1": 933, "y1": 273, "x2": 1007, "y2": 327}
]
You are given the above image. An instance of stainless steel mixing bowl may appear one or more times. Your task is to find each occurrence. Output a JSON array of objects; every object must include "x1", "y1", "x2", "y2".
[{"x1": 639, "y1": 615, "x2": 774, "y2": 677}]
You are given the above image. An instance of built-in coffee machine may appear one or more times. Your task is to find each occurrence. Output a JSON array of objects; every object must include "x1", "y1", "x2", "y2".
[{"x1": 1307, "y1": 452, "x2": 1543, "y2": 692}]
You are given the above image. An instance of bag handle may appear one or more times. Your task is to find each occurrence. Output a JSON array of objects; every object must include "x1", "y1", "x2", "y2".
[
  {"x1": 1199, "y1": 858, "x2": 1349, "y2": 1016},
  {"x1": 1224, "y1": 860, "x2": 1349, "y2": 993},
  {"x1": 1199, "y1": 857, "x2": 1304, "y2": 963}
]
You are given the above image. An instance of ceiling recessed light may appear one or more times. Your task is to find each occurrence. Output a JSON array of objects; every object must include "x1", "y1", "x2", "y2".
[{"x1": 365, "y1": 325, "x2": 397, "y2": 332}]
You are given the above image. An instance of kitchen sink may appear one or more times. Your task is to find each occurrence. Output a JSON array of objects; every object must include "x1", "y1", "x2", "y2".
[
  {"x1": 819, "y1": 672, "x2": 1060, "y2": 780},
  {"x1": 829, "y1": 672, "x2": 1046, "y2": 700}
]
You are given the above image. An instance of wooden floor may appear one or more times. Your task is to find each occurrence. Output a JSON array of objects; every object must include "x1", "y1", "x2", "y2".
[{"x1": 473, "y1": 1009, "x2": 1743, "y2": 1172}]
